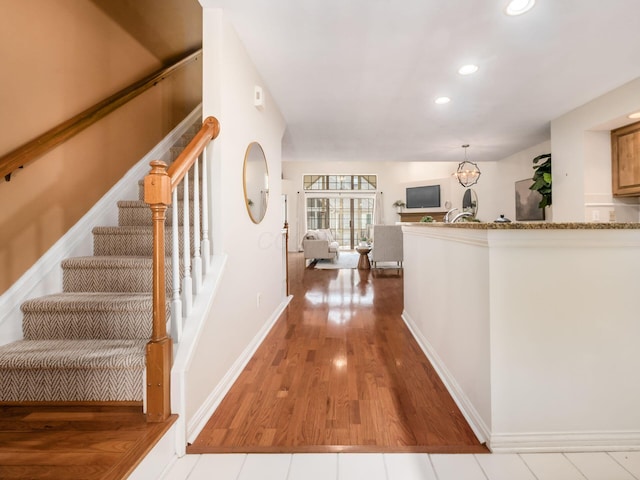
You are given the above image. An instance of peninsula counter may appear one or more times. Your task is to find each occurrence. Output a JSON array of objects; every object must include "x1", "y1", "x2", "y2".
[{"x1": 401, "y1": 222, "x2": 640, "y2": 452}]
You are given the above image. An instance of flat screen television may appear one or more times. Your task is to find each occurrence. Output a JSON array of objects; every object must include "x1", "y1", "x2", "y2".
[{"x1": 406, "y1": 185, "x2": 441, "y2": 208}]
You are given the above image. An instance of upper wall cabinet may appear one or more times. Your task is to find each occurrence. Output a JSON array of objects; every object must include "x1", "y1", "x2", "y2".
[{"x1": 612, "y1": 121, "x2": 640, "y2": 196}]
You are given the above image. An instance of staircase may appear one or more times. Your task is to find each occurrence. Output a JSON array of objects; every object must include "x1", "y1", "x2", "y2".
[{"x1": 0, "y1": 124, "x2": 200, "y2": 403}]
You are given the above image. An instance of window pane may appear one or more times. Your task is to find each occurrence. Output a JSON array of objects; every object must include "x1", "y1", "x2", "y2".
[{"x1": 303, "y1": 174, "x2": 377, "y2": 191}]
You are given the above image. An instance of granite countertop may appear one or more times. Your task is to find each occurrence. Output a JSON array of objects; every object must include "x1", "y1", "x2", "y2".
[{"x1": 400, "y1": 221, "x2": 640, "y2": 230}]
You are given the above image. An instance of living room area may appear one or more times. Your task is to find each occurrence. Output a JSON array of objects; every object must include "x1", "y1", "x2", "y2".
[
  {"x1": 296, "y1": 174, "x2": 404, "y2": 269},
  {"x1": 283, "y1": 143, "x2": 550, "y2": 270}
]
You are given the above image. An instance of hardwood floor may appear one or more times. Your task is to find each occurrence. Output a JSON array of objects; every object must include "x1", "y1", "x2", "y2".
[
  {"x1": 188, "y1": 253, "x2": 487, "y2": 454},
  {"x1": 0, "y1": 404, "x2": 176, "y2": 480}
]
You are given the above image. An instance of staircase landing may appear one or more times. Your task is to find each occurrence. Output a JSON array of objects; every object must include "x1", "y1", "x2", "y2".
[{"x1": 0, "y1": 404, "x2": 176, "y2": 480}]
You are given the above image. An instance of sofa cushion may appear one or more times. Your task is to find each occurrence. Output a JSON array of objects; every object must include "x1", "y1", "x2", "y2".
[
  {"x1": 319, "y1": 229, "x2": 334, "y2": 242},
  {"x1": 304, "y1": 229, "x2": 319, "y2": 240}
]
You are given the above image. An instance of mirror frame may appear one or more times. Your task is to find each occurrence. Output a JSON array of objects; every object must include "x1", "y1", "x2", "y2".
[{"x1": 242, "y1": 142, "x2": 269, "y2": 224}]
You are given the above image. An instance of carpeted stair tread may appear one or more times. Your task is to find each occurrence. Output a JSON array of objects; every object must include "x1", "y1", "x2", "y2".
[
  {"x1": 0, "y1": 339, "x2": 146, "y2": 402},
  {"x1": 93, "y1": 225, "x2": 193, "y2": 257},
  {"x1": 21, "y1": 293, "x2": 158, "y2": 340},
  {"x1": 61, "y1": 256, "x2": 176, "y2": 293},
  {"x1": 21, "y1": 292, "x2": 154, "y2": 313},
  {"x1": 62, "y1": 255, "x2": 153, "y2": 269},
  {"x1": 0, "y1": 339, "x2": 147, "y2": 369}
]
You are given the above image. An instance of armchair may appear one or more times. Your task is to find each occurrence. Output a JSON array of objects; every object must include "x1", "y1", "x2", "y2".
[{"x1": 370, "y1": 225, "x2": 403, "y2": 267}]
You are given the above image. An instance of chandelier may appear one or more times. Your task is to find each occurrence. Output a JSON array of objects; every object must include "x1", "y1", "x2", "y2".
[{"x1": 454, "y1": 144, "x2": 481, "y2": 187}]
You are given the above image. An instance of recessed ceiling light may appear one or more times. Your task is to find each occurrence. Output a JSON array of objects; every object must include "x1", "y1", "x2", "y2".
[
  {"x1": 505, "y1": 0, "x2": 536, "y2": 16},
  {"x1": 435, "y1": 96, "x2": 451, "y2": 105},
  {"x1": 458, "y1": 64, "x2": 479, "y2": 75},
  {"x1": 628, "y1": 112, "x2": 640, "y2": 119}
]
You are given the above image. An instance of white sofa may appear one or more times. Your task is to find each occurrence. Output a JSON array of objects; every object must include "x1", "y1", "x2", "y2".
[
  {"x1": 302, "y1": 229, "x2": 340, "y2": 261},
  {"x1": 370, "y1": 225, "x2": 403, "y2": 267}
]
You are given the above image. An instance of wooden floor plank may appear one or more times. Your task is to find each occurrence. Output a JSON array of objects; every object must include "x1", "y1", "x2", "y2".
[
  {"x1": 188, "y1": 253, "x2": 488, "y2": 454},
  {"x1": 0, "y1": 405, "x2": 176, "y2": 479}
]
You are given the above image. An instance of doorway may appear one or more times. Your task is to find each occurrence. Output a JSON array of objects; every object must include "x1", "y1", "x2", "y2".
[{"x1": 306, "y1": 197, "x2": 374, "y2": 249}]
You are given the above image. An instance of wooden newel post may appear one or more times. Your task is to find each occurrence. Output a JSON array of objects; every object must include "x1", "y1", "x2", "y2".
[{"x1": 144, "y1": 160, "x2": 173, "y2": 422}]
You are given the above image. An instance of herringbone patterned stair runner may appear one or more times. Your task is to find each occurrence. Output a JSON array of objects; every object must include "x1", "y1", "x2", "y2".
[{"x1": 0, "y1": 122, "x2": 199, "y2": 402}]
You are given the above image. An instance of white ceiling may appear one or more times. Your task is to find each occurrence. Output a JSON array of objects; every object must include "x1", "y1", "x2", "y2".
[{"x1": 202, "y1": 0, "x2": 640, "y2": 163}]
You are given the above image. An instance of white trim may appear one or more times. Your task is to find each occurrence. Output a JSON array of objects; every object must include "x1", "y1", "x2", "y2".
[
  {"x1": 489, "y1": 431, "x2": 640, "y2": 453},
  {"x1": 402, "y1": 309, "x2": 490, "y2": 447},
  {"x1": 185, "y1": 294, "x2": 293, "y2": 444},
  {"x1": 0, "y1": 105, "x2": 203, "y2": 346}
]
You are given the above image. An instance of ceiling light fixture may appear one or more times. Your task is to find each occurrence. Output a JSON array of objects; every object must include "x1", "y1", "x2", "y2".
[
  {"x1": 505, "y1": 0, "x2": 536, "y2": 16},
  {"x1": 454, "y1": 144, "x2": 481, "y2": 187},
  {"x1": 435, "y1": 96, "x2": 451, "y2": 105},
  {"x1": 458, "y1": 64, "x2": 479, "y2": 75},
  {"x1": 628, "y1": 112, "x2": 640, "y2": 119}
]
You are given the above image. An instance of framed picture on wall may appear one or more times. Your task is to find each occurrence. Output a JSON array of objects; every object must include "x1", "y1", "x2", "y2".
[{"x1": 515, "y1": 179, "x2": 545, "y2": 221}]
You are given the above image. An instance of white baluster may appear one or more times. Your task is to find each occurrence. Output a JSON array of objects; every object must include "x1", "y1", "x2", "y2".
[
  {"x1": 170, "y1": 188, "x2": 182, "y2": 342},
  {"x1": 201, "y1": 147, "x2": 211, "y2": 273},
  {"x1": 182, "y1": 172, "x2": 193, "y2": 316},
  {"x1": 192, "y1": 156, "x2": 202, "y2": 293}
]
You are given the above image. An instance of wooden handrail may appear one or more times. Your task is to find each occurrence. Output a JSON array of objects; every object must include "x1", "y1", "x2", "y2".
[
  {"x1": 0, "y1": 48, "x2": 202, "y2": 182},
  {"x1": 167, "y1": 116, "x2": 220, "y2": 188},
  {"x1": 143, "y1": 115, "x2": 220, "y2": 422}
]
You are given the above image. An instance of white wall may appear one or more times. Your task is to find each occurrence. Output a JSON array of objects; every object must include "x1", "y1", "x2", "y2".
[
  {"x1": 185, "y1": 7, "x2": 286, "y2": 422},
  {"x1": 551, "y1": 77, "x2": 640, "y2": 222}
]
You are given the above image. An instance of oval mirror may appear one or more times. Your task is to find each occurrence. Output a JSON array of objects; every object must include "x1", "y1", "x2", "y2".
[
  {"x1": 243, "y1": 142, "x2": 269, "y2": 223},
  {"x1": 462, "y1": 188, "x2": 478, "y2": 217}
]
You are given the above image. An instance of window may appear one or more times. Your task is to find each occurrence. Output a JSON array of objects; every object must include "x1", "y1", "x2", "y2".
[{"x1": 303, "y1": 175, "x2": 377, "y2": 191}]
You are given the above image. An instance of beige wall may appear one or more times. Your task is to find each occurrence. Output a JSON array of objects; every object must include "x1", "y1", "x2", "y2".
[{"x1": 0, "y1": 0, "x2": 202, "y2": 294}]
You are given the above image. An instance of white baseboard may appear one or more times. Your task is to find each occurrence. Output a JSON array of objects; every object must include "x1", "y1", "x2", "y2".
[
  {"x1": 186, "y1": 295, "x2": 293, "y2": 444},
  {"x1": 490, "y1": 431, "x2": 640, "y2": 453},
  {"x1": 401, "y1": 309, "x2": 491, "y2": 446},
  {"x1": 0, "y1": 105, "x2": 202, "y2": 346}
]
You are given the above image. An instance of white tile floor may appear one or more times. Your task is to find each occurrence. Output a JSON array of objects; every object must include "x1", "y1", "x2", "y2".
[{"x1": 161, "y1": 451, "x2": 640, "y2": 480}]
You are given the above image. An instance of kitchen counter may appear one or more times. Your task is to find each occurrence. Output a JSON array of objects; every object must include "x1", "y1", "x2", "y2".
[
  {"x1": 401, "y1": 223, "x2": 640, "y2": 452},
  {"x1": 400, "y1": 221, "x2": 640, "y2": 229}
]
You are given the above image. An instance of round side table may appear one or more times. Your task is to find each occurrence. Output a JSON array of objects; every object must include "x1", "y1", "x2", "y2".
[{"x1": 355, "y1": 245, "x2": 372, "y2": 270}]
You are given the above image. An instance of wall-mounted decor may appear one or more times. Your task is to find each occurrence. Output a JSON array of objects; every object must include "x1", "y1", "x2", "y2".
[{"x1": 515, "y1": 179, "x2": 544, "y2": 221}]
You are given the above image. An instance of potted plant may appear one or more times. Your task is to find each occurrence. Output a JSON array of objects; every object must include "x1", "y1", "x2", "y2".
[
  {"x1": 392, "y1": 200, "x2": 406, "y2": 213},
  {"x1": 359, "y1": 235, "x2": 370, "y2": 247},
  {"x1": 530, "y1": 153, "x2": 551, "y2": 208}
]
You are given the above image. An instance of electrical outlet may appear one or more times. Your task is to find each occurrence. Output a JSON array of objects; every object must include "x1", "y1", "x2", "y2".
[
  {"x1": 591, "y1": 210, "x2": 600, "y2": 221},
  {"x1": 257, "y1": 293, "x2": 261, "y2": 307}
]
